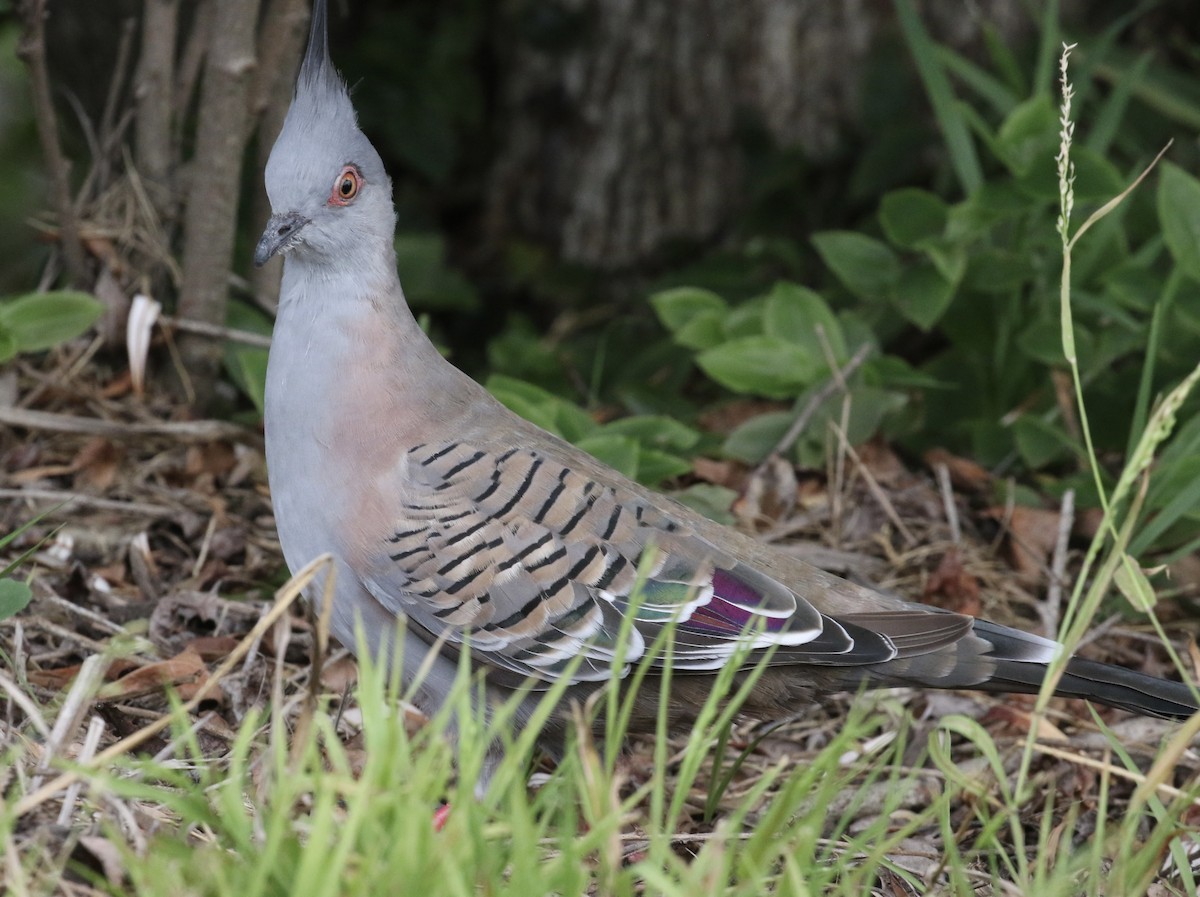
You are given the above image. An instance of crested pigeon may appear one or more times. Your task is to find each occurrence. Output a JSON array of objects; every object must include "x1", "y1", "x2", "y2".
[{"x1": 255, "y1": 0, "x2": 1198, "y2": 786}]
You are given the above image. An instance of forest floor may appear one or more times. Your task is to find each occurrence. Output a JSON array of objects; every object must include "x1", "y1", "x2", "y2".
[{"x1": 3, "y1": 341, "x2": 1200, "y2": 895}]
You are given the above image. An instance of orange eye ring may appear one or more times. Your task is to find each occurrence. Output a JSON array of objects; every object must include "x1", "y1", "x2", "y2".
[{"x1": 329, "y1": 165, "x2": 362, "y2": 206}]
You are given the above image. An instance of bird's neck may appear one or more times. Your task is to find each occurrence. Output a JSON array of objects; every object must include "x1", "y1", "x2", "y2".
[{"x1": 269, "y1": 249, "x2": 481, "y2": 431}]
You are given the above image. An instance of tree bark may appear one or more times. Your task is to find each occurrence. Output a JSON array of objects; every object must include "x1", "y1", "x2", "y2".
[
  {"x1": 176, "y1": 0, "x2": 263, "y2": 405},
  {"x1": 483, "y1": 0, "x2": 1034, "y2": 272},
  {"x1": 250, "y1": 0, "x2": 311, "y2": 313},
  {"x1": 133, "y1": 0, "x2": 179, "y2": 206}
]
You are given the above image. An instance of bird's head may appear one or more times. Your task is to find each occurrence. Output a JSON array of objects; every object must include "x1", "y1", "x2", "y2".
[{"x1": 254, "y1": 0, "x2": 393, "y2": 270}]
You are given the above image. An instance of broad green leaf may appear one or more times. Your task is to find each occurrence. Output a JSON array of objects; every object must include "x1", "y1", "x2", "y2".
[
  {"x1": 962, "y1": 248, "x2": 1033, "y2": 293},
  {"x1": 921, "y1": 239, "x2": 968, "y2": 286},
  {"x1": 223, "y1": 301, "x2": 273, "y2": 414},
  {"x1": 722, "y1": 411, "x2": 792, "y2": 463},
  {"x1": 0, "y1": 325, "x2": 16, "y2": 364},
  {"x1": 598, "y1": 415, "x2": 700, "y2": 452},
  {"x1": 0, "y1": 578, "x2": 32, "y2": 620},
  {"x1": 1070, "y1": 147, "x2": 1125, "y2": 200},
  {"x1": 721, "y1": 298, "x2": 768, "y2": 339},
  {"x1": 890, "y1": 261, "x2": 956, "y2": 330},
  {"x1": 632, "y1": 447, "x2": 693, "y2": 484},
  {"x1": 697, "y1": 337, "x2": 819, "y2": 399},
  {"x1": 811, "y1": 231, "x2": 901, "y2": 301},
  {"x1": 575, "y1": 433, "x2": 639, "y2": 479},
  {"x1": 650, "y1": 287, "x2": 728, "y2": 333},
  {"x1": 0, "y1": 290, "x2": 103, "y2": 354},
  {"x1": 670, "y1": 483, "x2": 736, "y2": 525},
  {"x1": 1158, "y1": 162, "x2": 1200, "y2": 282},
  {"x1": 394, "y1": 233, "x2": 480, "y2": 312},
  {"x1": 867, "y1": 356, "x2": 948, "y2": 390},
  {"x1": 486, "y1": 375, "x2": 596, "y2": 442},
  {"x1": 844, "y1": 387, "x2": 907, "y2": 445},
  {"x1": 878, "y1": 189, "x2": 948, "y2": 249},
  {"x1": 762, "y1": 282, "x2": 846, "y2": 361},
  {"x1": 994, "y1": 95, "x2": 1057, "y2": 176},
  {"x1": 1012, "y1": 415, "x2": 1075, "y2": 468},
  {"x1": 674, "y1": 310, "x2": 728, "y2": 350}
]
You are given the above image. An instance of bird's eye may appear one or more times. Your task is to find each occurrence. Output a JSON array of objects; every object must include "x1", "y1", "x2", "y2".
[{"x1": 329, "y1": 166, "x2": 362, "y2": 206}]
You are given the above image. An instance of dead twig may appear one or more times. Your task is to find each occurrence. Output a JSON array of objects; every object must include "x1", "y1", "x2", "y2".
[
  {"x1": 161, "y1": 315, "x2": 272, "y2": 349},
  {"x1": 17, "y1": 0, "x2": 89, "y2": 284},
  {"x1": 0, "y1": 407, "x2": 253, "y2": 443},
  {"x1": 0, "y1": 488, "x2": 174, "y2": 518},
  {"x1": 1044, "y1": 489, "x2": 1075, "y2": 639},
  {"x1": 760, "y1": 342, "x2": 872, "y2": 467}
]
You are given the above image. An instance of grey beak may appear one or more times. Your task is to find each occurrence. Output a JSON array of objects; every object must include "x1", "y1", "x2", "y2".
[{"x1": 254, "y1": 211, "x2": 309, "y2": 267}]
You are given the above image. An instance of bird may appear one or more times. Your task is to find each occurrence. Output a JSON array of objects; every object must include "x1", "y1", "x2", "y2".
[{"x1": 254, "y1": 0, "x2": 1198, "y2": 790}]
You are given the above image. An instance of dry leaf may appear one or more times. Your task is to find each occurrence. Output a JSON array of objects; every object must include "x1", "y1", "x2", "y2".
[
  {"x1": 321, "y1": 654, "x2": 359, "y2": 692},
  {"x1": 187, "y1": 635, "x2": 241, "y2": 662},
  {"x1": 988, "y1": 505, "x2": 1061, "y2": 584},
  {"x1": 71, "y1": 436, "x2": 122, "y2": 491},
  {"x1": 96, "y1": 646, "x2": 217, "y2": 703},
  {"x1": 77, "y1": 835, "x2": 127, "y2": 885},
  {"x1": 980, "y1": 702, "x2": 1069, "y2": 742},
  {"x1": 923, "y1": 548, "x2": 982, "y2": 616},
  {"x1": 856, "y1": 441, "x2": 906, "y2": 485},
  {"x1": 924, "y1": 447, "x2": 991, "y2": 492},
  {"x1": 691, "y1": 456, "x2": 745, "y2": 491},
  {"x1": 733, "y1": 455, "x2": 797, "y2": 529}
]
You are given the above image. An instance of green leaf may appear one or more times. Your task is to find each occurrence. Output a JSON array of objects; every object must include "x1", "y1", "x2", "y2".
[
  {"x1": 890, "y1": 261, "x2": 956, "y2": 330},
  {"x1": 721, "y1": 298, "x2": 768, "y2": 339},
  {"x1": 486, "y1": 375, "x2": 596, "y2": 442},
  {"x1": 994, "y1": 95, "x2": 1057, "y2": 177},
  {"x1": 0, "y1": 578, "x2": 32, "y2": 621},
  {"x1": 1113, "y1": 556, "x2": 1156, "y2": 612},
  {"x1": 394, "y1": 233, "x2": 480, "y2": 312},
  {"x1": 597, "y1": 415, "x2": 700, "y2": 452},
  {"x1": 671, "y1": 483, "x2": 737, "y2": 525},
  {"x1": 878, "y1": 189, "x2": 948, "y2": 249},
  {"x1": 722, "y1": 411, "x2": 792, "y2": 463},
  {"x1": 575, "y1": 433, "x2": 639, "y2": 479},
  {"x1": 0, "y1": 290, "x2": 103, "y2": 354},
  {"x1": 762, "y1": 283, "x2": 846, "y2": 361},
  {"x1": 674, "y1": 311, "x2": 728, "y2": 350},
  {"x1": 0, "y1": 325, "x2": 16, "y2": 364},
  {"x1": 696, "y1": 337, "x2": 819, "y2": 399},
  {"x1": 650, "y1": 287, "x2": 728, "y2": 333},
  {"x1": 223, "y1": 301, "x2": 273, "y2": 415},
  {"x1": 632, "y1": 448, "x2": 693, "y2": 484},
  {"x1": 843, "y1": 387, "x2": 907, "y2": 445},
  {"x1": 811, "y1": 232, "x2": 901, "y2": 300},
  {"x1": 962, "y1": 248, "x2": 1033, "y2": 294},
  {"x1": 1012, "y1": 416, "x2": 1075, "y2": 468},
  {"x1": 867, "y1": 356, "x2": 948, "y2": 390},
  {"x1": 1158, "y1": 162, "x2": 1200, "y2": 282}
]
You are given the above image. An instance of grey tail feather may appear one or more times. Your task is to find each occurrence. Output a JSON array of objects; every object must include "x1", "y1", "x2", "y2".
[
  {"x1": 299, "y1": 0, "x2": 331, "y2": 86},
  {"x1": 979, "y1": 656, "x2": 1200, "y2": 719}
]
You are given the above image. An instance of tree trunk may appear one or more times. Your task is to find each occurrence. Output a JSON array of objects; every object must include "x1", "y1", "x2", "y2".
[
  {"x1": 483, "y1": 0, "x2": 1035, "y2": 272},
  {"x1": 176, "y1": 0, "x2": 262, "y2": 405}
]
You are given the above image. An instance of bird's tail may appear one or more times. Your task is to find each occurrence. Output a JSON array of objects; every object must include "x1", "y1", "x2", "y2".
[{"x1": 855, "y1": 617, "x2": 1200, "y2": 719}]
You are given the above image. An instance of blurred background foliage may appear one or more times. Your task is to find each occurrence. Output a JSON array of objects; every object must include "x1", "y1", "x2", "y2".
[{"x1": 3, "y1": 0, "x2": 1200, "y2": 557}]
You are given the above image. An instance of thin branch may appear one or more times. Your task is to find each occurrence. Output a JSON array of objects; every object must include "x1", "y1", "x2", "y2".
[
  {"x1": 0, "y1": 406, "x2": 253, "y2": 443},
  {"x1": 17, "y1": 0, "x2": 89, "y2": 284},
  {"x1": 160, "y1": 314, "x2": 273, "y2": 348}
]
